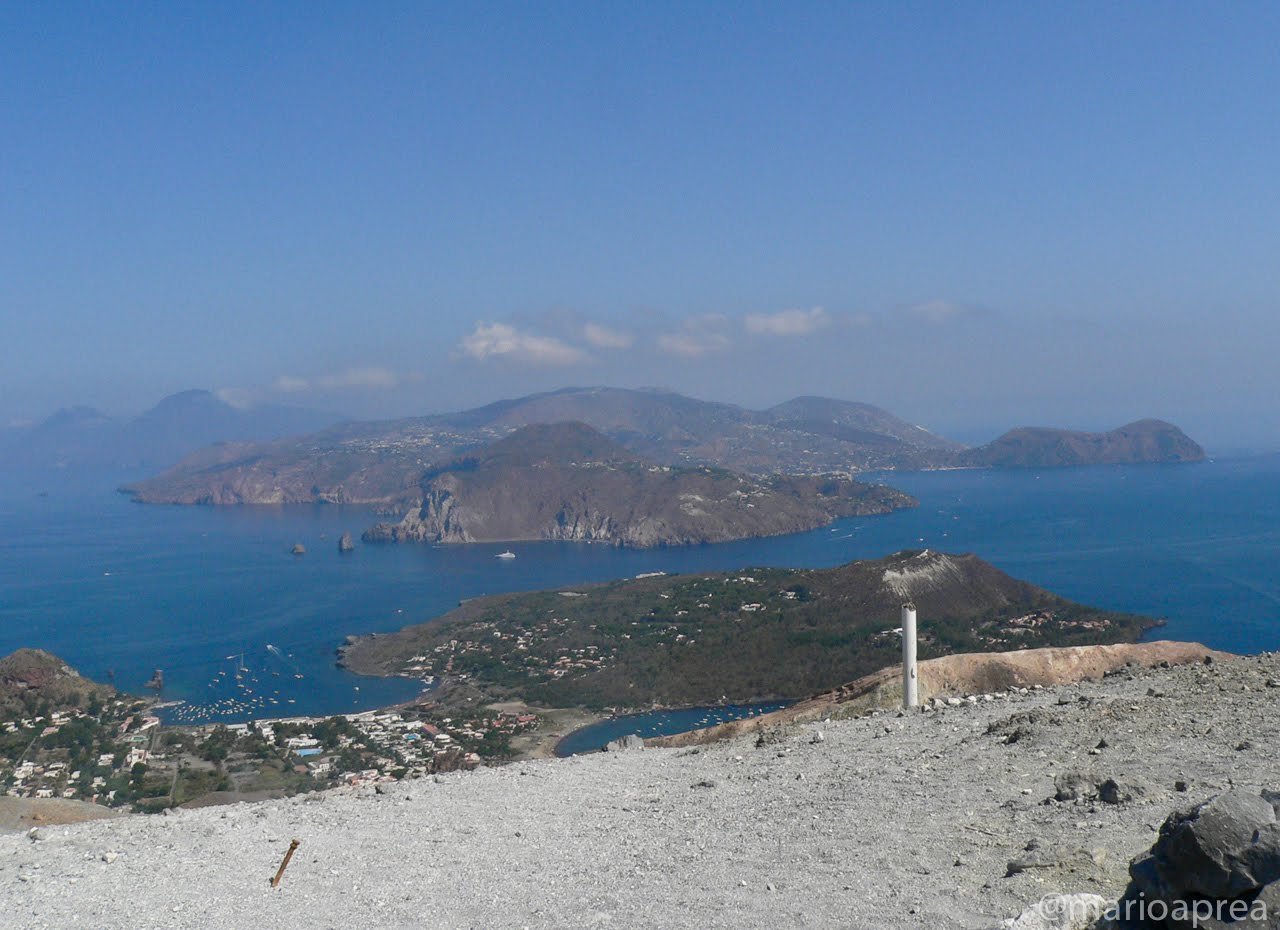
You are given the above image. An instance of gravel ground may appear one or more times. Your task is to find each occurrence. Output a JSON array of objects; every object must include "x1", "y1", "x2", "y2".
[{"x1": 4, "y1": 653, "x2": 1279, "y2": 930}]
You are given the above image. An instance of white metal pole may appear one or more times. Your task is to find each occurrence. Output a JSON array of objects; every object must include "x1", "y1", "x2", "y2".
[{"x1": 902, "y1": 602, "x2": 918, "y2": 708}]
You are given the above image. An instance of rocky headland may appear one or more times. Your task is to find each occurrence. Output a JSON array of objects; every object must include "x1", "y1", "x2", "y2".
[
  {"x1": 359, "y1": 422, "x2": 914, "y2": 548},
  {"x1": 0, "y1": 649, "x2": 117, "y2": 717}
]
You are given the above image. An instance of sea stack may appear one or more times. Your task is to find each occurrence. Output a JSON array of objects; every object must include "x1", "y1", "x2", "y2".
[{"x1": 338, "y1": 532, "x2": 355, "y2": 553}]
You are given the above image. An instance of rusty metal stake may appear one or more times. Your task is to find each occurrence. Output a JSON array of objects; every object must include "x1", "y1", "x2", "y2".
[{"x1": 270, "y1": 839, "x2": 300, "y2": 888}]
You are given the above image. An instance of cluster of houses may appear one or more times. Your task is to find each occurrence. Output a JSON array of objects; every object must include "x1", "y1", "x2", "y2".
[
  {"x1": 401, "y1": 620, "x2": 619, "y2": 686},
  {"x1": 2, "y1": 704, "x2": 160, "y2": 804},
  {"x1": 336, "y1": 424, "x2": 503, "y2": 462},
  {"x1": 9, "y1": 759, "x2": 76, "y2": 800},
  {"x1": 203, "y1": 707, "x2": 539, "y2": 787}
]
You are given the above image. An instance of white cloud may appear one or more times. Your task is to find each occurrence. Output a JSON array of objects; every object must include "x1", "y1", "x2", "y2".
[
  {"x1": 656, "y1": 315, "x2": 731, "y2": 358},
  {"x1": 744, "y1": 306, "x2": 830, "y2": 336},
  {"x1": 459, "y1": 322, "x2": 589, "y2": 366},
  {"x1": 317, "y1": 367, "x2": 400, "y2": 390},
  {"x1": 582, "y1": 322, "x2": 634, "y2": 350}
]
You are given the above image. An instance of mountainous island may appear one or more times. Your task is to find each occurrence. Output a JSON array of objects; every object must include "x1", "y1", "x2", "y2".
[
  {"x1": 339, "y1": 549, "x2": 1158, "y2": 710},
  {"x1": 120, "y1": 386, "x2": 1206, "y2": 508},
  {"x1": 959, "y1": 418, "x2": 1206, "y2": 468},
  {"x1": 0, "y1": 389, "x2": 337, "y2": 472},
  {"x1": 119, "y1": 387, "x2": 956, "y2": 505},
  {"x1": 360, "y1": 422, "x2": 914, "y2": 548}
]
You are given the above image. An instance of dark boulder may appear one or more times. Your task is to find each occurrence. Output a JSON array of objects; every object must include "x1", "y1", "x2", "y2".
[{"x1": 1113, "y1": 789, "x2": 1280, "y2": 928}]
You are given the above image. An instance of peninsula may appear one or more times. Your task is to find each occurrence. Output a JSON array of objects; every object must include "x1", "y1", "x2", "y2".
[
  {"x1": 360, "y1": 422, "x2": 915, "y2": 548},
  {"x1": 339, "y1": 549, "x2": 1159, "y2": 710}
]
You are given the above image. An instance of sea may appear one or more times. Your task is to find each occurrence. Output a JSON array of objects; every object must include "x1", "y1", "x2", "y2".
[{"x1": 1, "y1": 455, "x2": 1277, "y2": 733}]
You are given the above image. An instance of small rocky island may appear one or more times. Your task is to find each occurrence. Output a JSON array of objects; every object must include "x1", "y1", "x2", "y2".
[{"x1": 360, "y1": 422, "x2": 915, "y2": 548}]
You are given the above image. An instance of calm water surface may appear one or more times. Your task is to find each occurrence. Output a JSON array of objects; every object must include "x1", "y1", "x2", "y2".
[{"x1": 1, "y1": 455, "x2": 1276, "y2": 724}]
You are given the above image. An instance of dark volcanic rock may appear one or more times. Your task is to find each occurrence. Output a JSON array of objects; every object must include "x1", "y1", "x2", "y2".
[
  {"x1": 1114, "y1": 790, "x2": 1280, "y2": 928},
  {"x1": 1054, "y1": 771, "x2": 1099, "y2": 803}
]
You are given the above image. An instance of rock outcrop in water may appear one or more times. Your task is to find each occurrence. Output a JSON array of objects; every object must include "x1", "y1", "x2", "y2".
[
  {"x1": 360, "y1": 422, "x2": 914, "y2": 548},
  {"x1": 338, "y1": 532, "x2": 355, "y2": 553}
]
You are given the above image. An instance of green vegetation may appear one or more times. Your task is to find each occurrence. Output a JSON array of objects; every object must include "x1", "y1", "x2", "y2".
[{"x1": 344, "y1": 550, "x2": 1158, "y2": 711}]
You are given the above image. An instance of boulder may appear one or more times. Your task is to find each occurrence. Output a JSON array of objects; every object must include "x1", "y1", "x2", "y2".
[
  {"x1": 1055, "y1": 771, "x2": 1099, "y2": 803},
  {"x1": 603, "y1": 734, "x2": 645, "y2": 753},
  {"x1": 1099, "y1": 778, "x2": 1144, "y2": 805},
  {"x1": 1003, "y1": 893, "x2": 1109, "y2": 930},
  {"x1": 1112, "y1": 789, "x2": 1280, "y2": 928},
  {"x1": 338, "y1": 532, "x2": 355, "y2": 553},
  {"x1": 1154, "y1": 791, "x2": 1280, "y2": 899}
]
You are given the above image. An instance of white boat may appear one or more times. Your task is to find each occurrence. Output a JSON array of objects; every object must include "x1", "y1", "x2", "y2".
[{"x1": 496, "y1": 550, "x2": 516, "y2": 559}]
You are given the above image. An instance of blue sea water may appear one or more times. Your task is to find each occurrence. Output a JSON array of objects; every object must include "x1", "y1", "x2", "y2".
[
  {"x1": 554, "y1": 703, "x2": 794, "y2": 757},
  {"x1": 0, "y1": 455, "x2": 1277, "y2": 725}
]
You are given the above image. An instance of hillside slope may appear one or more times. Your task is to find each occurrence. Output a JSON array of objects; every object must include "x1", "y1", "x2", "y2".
[
  {"x1": 6, "y1": 652, "x2": 1278, "y2": 929},
  {"x1": 122, "y1": 389, "x2": 1208, "y2": 506},
  {"x1": 648, "y1": 640, "x2": 1226, "y2": 749},
  {"x1": 121, "y1": 387, "x2": 957, "y2": 504},
  {"x1": 340, "y1": 549, "x2": 1157, "y2": 709},
  {"x1": 0, "y1": 649, "x2": 116, "y2": 717},
  {"x1": 360, "y1": 422, "x2": 914, "y2": 548}
]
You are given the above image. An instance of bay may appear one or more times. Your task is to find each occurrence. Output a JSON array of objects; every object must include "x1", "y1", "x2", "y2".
[{"x1": 0, "y1": 455, "x2": 1276, "y2": 724}]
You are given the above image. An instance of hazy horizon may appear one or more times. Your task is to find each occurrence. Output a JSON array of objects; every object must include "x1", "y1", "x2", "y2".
[{"x1": 5, "y1": 6, "x2": 1279, "y2": 450}]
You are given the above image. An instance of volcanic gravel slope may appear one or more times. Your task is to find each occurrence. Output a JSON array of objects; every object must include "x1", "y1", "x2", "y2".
[{"x1": 5, "y1": 653, "x2": 1280, "y2": 930}]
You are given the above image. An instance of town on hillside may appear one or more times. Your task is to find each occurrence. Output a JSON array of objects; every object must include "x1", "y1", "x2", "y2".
[{"x1": 1, "y1": 663, "x2": 541, "y2": 811}]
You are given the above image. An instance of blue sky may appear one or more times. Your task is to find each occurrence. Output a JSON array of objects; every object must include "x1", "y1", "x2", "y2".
[{"x1": 2, "y1": 3, "x2": 1278, "y2": 445}]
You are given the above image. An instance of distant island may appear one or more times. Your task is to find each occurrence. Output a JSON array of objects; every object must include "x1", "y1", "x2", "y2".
[
  {"x1": 0, "y1": 389, "x2": 337, "y2": 472},
  {"x1": 360, "y1": 422, "x2": 915, "y2": 548},
  {"x1": 959, "y1": 418, "x2": 1205, "y2": 468},
  {"x1": 119, "y1": 386, "x2": 1206, "y2": 507},
  {"x1": 339, "y1": 549, "x2": 1160, "y2": 711},
  {"x1": 120, "y1": 386, "x2": 956, "y2": 506}
]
